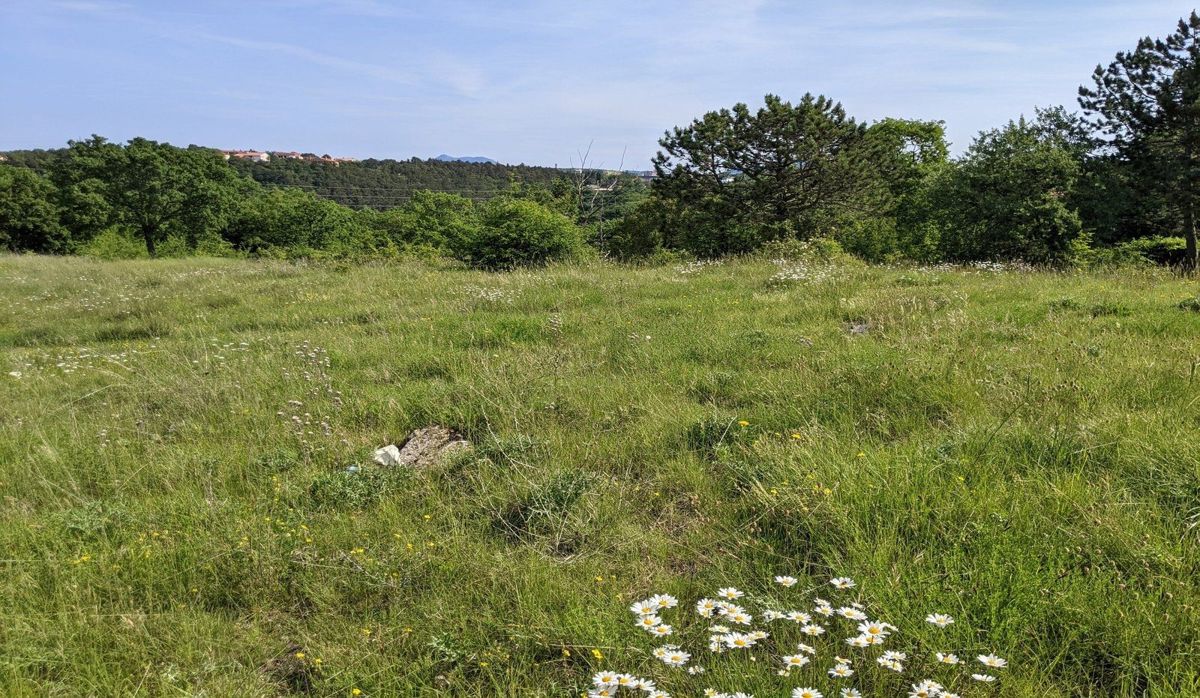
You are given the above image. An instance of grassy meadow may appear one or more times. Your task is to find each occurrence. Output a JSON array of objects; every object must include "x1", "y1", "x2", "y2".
[{"x1": 1, "y1": 254, "x2": 1198, "y2": 697}]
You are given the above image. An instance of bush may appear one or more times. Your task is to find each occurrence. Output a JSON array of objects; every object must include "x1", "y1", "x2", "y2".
[
  {"x1": 456, "y1": 197, "x2": 584, "y2": 270},
  {"x1": 79, "y1": 227, "x2": 148, "y2": 260},
  {"x1": 1116, "y1": 236, "x2": 1189, "y2": 266}
]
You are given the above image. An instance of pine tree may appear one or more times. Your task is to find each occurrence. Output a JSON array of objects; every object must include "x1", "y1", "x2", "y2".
[{"x1": 1079, "y1": 12, "x2": 1200, "y2": 269}]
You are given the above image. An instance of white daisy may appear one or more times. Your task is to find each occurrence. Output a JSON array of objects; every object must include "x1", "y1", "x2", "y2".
[
  {"x1": 650, "y1": 624, "x2": 673, "y2": 637},
  {"x1": 801, "y1": 623, "x2": 826, "y2": 636},
  {"x1": 787, "y1": 611, "x2": 813, "y2": 624},
  {"x1": 651, "y1": 593, "x2": 679, "y2": 609},
  {"x1": 856, "y1": 621, "x2": 893, "y2": 638},
  {"x1": 782, "y1": 654, "x2": 811, "y2": 669},
  {"x1": 925, "y1": 613, "x2": 954, "y2": 628},
  {"x1": 977, "y1": 654, "x2": 1007, "y2": 669},
  {"x1": 936, "y1": 652, "x2": 960, "y2": 665},
  {"x1": 717, "y1": 587, "x2": 744, "y2": 600},
  {"x1": 696, "y1": 599, "x2": 719, "y2": 617},
  {"x1": 830, "y1": 577, "x2": 856, "y2": 589},
  {"x1": 776, "y1": 575, "x2": 799, "y2": 587},
  {"x1": 723, "y1": 632, "x2": 755, "y2": 649},
  {"x1": 792, "y1": 689, "x2": 823, "y2": 698},
  {"x1": 592, "y1": 671, "x2": 618, "y2": 686},
  {"x1": 837, "y1": 607, "x2": 867, "y2": 621},
  {"x1": 828, "y1": 664, "x2": 854, "y2": 678},
  {"x1": 840, "y1": 690, "x2": 863, "y2": 698},
  {"x1": 637, "y1": 614, "x2": 663, "y2": 629},
  {"x1": 631, "y1": 600, "x2": 657, "y2": 615},
  {"x1": 972, "y1": 674, "x2": 997, "y2": 682}
]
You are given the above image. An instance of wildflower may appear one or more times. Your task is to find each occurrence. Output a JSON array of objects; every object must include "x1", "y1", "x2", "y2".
[
  {"x1": 647, "y1": 692, "x2": 670, "y2": 698},
  {"x1": 631, "y1": 600, "x2": 658, "y2": 615},
  {"x1": 709, "y1": 624, "x2": 731, "y2": 634},
  {"x1": 664, "y1": 649, "x2": 690, "y2": 667},
  {"x1": 717, "y1": 587, "x2": 744, "y2": 600},
  {"x1": 728, "y1": 611, "x2": 753, "y2": 625},
  {"x1": 738, "y1": 420, "x2": 750, "y2": 427},
  {"x1": 925, "y1": 613, "x2": 954, "y2": 628},
  {"x1": 651, "y1": 593, "x2": 679, "y2": 609},
  {"x1": 591, "y1": 649, "x2": 603, "y2": 660},
  {"x1": 792, "y1": 689, "x2": 823, "y2": 698},
  {"x1": 589, "y1": 689, "x2": 616, "y2": 698},
  {"x1": 350, "y1": 690, "x2": 362, "y2": 697},
  {"x1": 828, "y1": 664, "x2": 854, "y2": 678},
  {"x1": 634, "y1": 678, "x2": 656, "y2": 691},
  {"x1": 800, "y1": 624, "x2": 826, "y2": 636},
  {"x1": 650, "y1": 624, "x2": 674, "y2": 637},
  {"x1": 936, "y1": 652, "x2": 960, "y2": 665},
  {"x1": 717, "y1": 602, "x2": 745, "y2": 616},
  {"x1": 908, "y1": 680, "x2": 943, "y2": 698},
  {"x1": 971, "y1": 674, "x2": 997, "y2": 682},
  {"x1": 787, "y1": 611, "x2": 812, "y2": 624},
  {"x1": 830, "y1": 577, "x2": 856, "y2": 589},
  {"x1": 775, "y1": 575, "x2": 798, "y2": 587},
  {"x1": 615, "y1": 674, "x2": 637, "y2": 688},
  {"x1": 637, "y1": 615, "x2": 663, "y2": 630},
  {"x1": 696, "y1": 599, "x2": 719, "y2": 617},
  {"x1": 687, "y1": 666, "x2": 705, "y2": 675},
  {"x1": 844, "y1": 635, "x2": 869, "y2": 648},
  {"x1": 881, "y1": 651, "x2": 907, "y2": 662},
  {"x1": 723, "y1": 632, "x2": 755, "y2": 649},
  {"x1": 796, "y1": 643, "x2": 817, "y2": 655},
  {"x1": 879, "y1": 659, "x2": 904, "y2": 672},
  {"x1": 856, "y1": 621, "x2": 893, "y2": 638},
  {"x1": 977, "y1": 653, "x2": 1008, "y2": 669},
  {"x1": 814, "y1": 601, "x2": 835, "y2": 617},
  {"x1": 593, "y1": 672, "x2": 618, "y2": 687},
  {"x1": 840, "y1": 690, "x2": 863, "y2": 698},
  {"x1": 749, "y1": 630, "x2": 769, "y2": 641},
  {"x1": 837, "y1": 607, "x2": 867, "y2": 621},
  {"x1": 763, "y1": 610, "x2": 784, "y2": 621},
  {"x1": 782, "y1": 654, "x2": 811, "y2": 669}
]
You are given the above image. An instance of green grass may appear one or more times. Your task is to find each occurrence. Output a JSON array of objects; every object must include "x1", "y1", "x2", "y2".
[{"x1": 1, "y1": 254, "x2": 1198, "y2": 697}]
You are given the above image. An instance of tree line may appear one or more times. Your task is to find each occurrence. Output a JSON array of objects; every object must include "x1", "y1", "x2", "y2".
[{"x1": 3, "y1": 13, "x2": 1200, "y2": 269}]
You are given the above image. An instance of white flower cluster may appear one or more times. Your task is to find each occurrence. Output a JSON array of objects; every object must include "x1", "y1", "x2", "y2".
[
  {"x1": 676, "y1": 259, "x2": 725, "y2": 275},
  {"x1": 768, "y1": 262, "x2": 838, "y2": 286},
  {"x1": 602, "y1": 575, "x2": 1009, "y2": 698},
  {"x1": 589, "y1": 671, "x2": 669, "y2": 698}
]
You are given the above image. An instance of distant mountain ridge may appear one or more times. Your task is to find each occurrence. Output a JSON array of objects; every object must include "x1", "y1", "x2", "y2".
[{"x1": 434, "y1": 154, "x2": 498, "y2": 164}]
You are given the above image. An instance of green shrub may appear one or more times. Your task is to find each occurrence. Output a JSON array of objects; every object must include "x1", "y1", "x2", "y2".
[
  {"x1": 79, "y1": 227, "x2": 148, "y2": 260},
  {"x1": 1116, "y1": 236, "x2": 1189, "y2": 266},
  {"x1": 457, "y1": 197, "x2": 584, "y2": 270}
]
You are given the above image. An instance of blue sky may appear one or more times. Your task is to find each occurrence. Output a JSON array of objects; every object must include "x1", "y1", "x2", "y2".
[{"x1": 0, "y1": 1, "x2": 1192, "y2": 168}]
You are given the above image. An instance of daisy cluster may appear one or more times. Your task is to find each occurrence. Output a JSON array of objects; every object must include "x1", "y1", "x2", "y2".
[
  {"x1": 767, "y1": 261, "x2": 838, "y2": 286},
  {"x1": 589, "y1": 671, "x2": 669, "y2": 698},
  {"x1": 600, "y1": 575, "x2": 1009, "y2": 698}
]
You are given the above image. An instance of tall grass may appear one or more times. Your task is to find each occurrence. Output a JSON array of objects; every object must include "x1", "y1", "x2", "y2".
[{"x1": 0, "y1": 254, "x2": 1197, "y2": 696}]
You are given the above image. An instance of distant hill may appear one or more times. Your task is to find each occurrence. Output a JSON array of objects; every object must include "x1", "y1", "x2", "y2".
[
  {"x1": 227, "y1": 157, "x2": 565, "y2": 208},
  {"x1": 0, "y1": 146, "x2": 576, "y2": 209},
  {"x1": 434, "y1": 154, "x2": 498, "y2": 164}
]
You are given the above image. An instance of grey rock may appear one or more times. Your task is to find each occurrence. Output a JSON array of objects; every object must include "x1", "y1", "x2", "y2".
[{"x1": 390, "y1": 426, "x2": 470, "y2": 468}]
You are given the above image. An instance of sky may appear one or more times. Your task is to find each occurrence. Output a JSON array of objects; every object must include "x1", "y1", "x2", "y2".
[{"x1": 0, "y1": 0, "x2": 1193, "y2": 169}]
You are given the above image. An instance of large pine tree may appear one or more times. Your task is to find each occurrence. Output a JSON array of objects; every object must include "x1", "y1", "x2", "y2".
[{"x1": 1079, "y1": 12, "x2": 1200, "y2": 269}]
